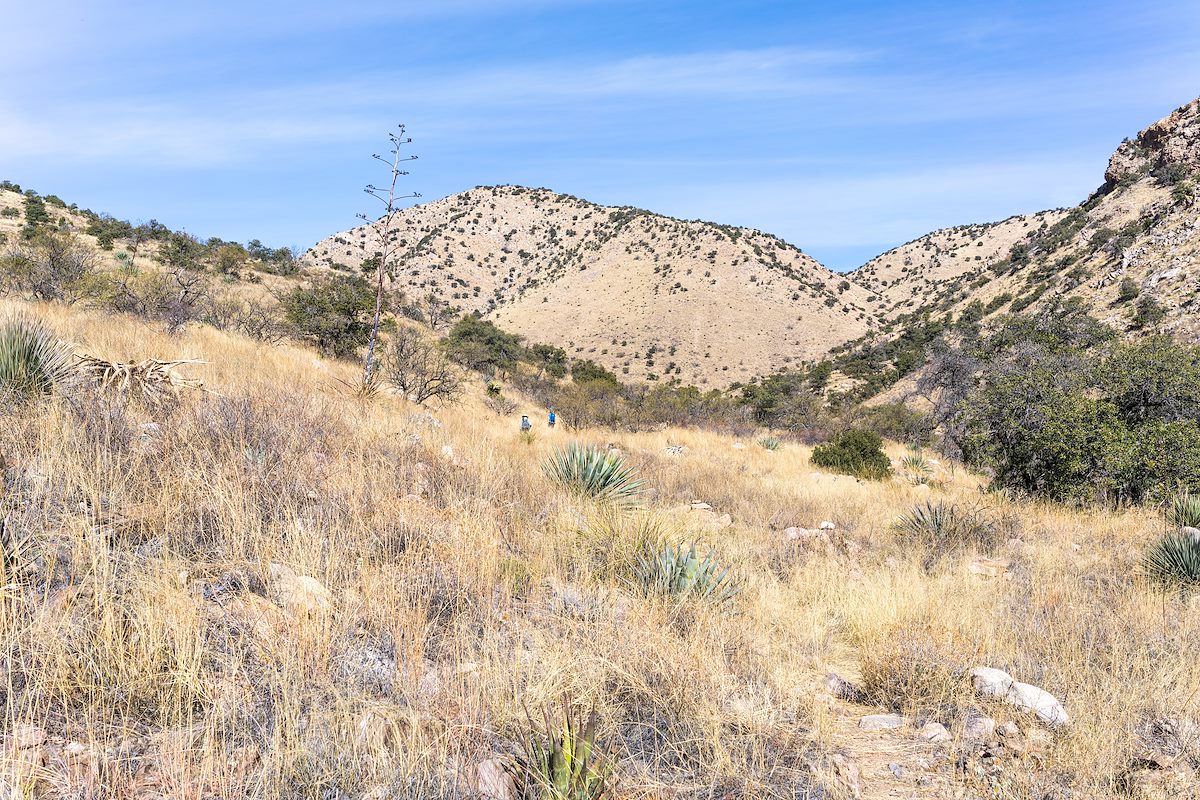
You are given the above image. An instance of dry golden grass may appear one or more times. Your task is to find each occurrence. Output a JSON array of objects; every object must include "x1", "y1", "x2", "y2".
[{"x1": 1, "y1": 298, "x2": 1198, "y2": 799}]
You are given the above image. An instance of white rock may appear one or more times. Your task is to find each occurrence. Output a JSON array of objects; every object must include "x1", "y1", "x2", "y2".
[
  {"x1": 963, "y1": 715, "x2": 997, "y2": 741},
  {"x1": 859, "y1": 713, "x2": 904, "y2": 731},
  {"x1": 971, "y1": 667, "x2": 1014, "y2": 699},
  {"x1": 475, "y1": 758, "x2": 517, "y2": 800},
  {"x1": 819, "y1": 520, "x2": 836, "y2": 530},
  {"x1": 689, "y1": 501, "x2": 712, "y2": 511},
  {"x1": 1008, "y1": 681, "x2": 1069, "y2": 728},
  {"x1": 918, "y1": 721, "x2": 951, "y2": 744}
]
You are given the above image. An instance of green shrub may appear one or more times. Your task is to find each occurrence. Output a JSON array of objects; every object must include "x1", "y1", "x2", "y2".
[
  {"x1": 894, "y1": 501, "x2": 997, "y2": 564},
  {"x1": 630, "y1": 541, "x2": 741, "y2": 604},
  {"x1": 281, "y1": 274, "x2": 375, "y2": 358},
  {"x1": 543, "y1": 443, "x2": 643, "y2": 505},
  {"x1": 811, "y1": 429, "x2": 891, "y2": 480},
  {"x1": 0, "y1": 316, "x2": 74, "y2": 401},
  {"x1": 517, "y1": 701, "x2": 614, "y2": 800},
  {"x1": 1143, "y1": 531, "x2": 1200, "y2": 596}
]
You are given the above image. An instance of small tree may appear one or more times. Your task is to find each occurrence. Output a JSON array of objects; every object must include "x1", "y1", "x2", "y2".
[
  {"x1": 281, "y1": 274, "x2": 376, "y2": 358},
  {"x1": 1, "y1": 231, "x2": 101, "y2": 303},
  {"x1": 380, "y1": 326, "x2": 461, "y2": 404},
  {"x1": 359, "y1": 125, "x2": 420, "y2": 388}
]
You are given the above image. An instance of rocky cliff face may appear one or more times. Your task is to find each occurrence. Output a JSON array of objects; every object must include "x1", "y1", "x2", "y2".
[{"x1": 1105, "y1": 99, "x2": 1200, "y2": 188}]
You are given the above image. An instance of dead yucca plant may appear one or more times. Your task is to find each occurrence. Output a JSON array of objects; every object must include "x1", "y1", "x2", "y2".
[{"x1": 74, "y1": 354, "x2": 208, "y2": 400}]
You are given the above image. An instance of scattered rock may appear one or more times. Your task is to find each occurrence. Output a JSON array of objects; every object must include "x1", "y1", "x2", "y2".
[
  {"x1": 441, "y1": 444, "x2": 459, "y2": 465},
  {"x1": 970, "y1": 667, "x2": 1013, "y2": 699},
  {"x1": 968, "y1": 556, "x2": 1012, "y2": 578},
  {"x1": 1184, "y1": 526, "x2": 1200, "y2": 542},
  {"x1": 888, "y1": 762, "x2": 904, "y2": 778},
  {"x1": 830, "y1": 753, "x2": 862, "y2": 799},
  {"x1": 918, "y1": 722, "x2": 952, "y2": 744},
  {"x1": 1008, "y1": 680, "x2": 1069, "y2": 728},
  {"x1": 412, "y1": 462, "x2": 433, "y2": 497},
  {"x1": 825, "y1": 672, "x2": 864, "y2": 702},
  {"x1": 475, "y1": 758, "x2": 518, "y2": 800},
  {"x1": 269, "y1": 563, "x2": 332, "y2": 617},
  {"x1": 859, "y1": 713, "x2": 905, "y2": 731},
  {"x1": 971, "y1": 667, "x2": 1068, "y2": 728},
  {"x1": 664, "y1": 445, "x2": 688, "y2": 456},
  {"x1": 689, "y1": 502, "x2": 712, "y2": 510},
  {"x1": 819, "y1": 520, "x2": 836, "y2": 530},
  {"x1": 731, "y1": 442, "x2": 747, "y2": 450},
  {"x1": 963, "y1": 714, "x2": 997, "y2": 741}
]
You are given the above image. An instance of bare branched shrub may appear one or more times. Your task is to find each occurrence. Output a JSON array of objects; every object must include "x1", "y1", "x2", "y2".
[
  {"x1": 0, "y1": 231, "x2": 103, "y2": 303},
  {"x1": 111, "y1": 266, "x2": 211, "y2": 332},
  {"x1": 380, "y1": 326, "x2": 461, "y2": 404}
]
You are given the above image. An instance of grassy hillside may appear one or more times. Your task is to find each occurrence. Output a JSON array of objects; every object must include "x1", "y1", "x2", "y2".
[
  {"x1": 307, "y1": 186, "x2": 878, "y2": 388},
  {"x1": 1, "y1": 297, "x2": 1196, "y2": 799}
]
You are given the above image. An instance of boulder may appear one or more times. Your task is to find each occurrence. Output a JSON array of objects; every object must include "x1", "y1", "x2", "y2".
[
  {"x1": 269, "y1": 563, "x2": 332, "y2": 617},
  {"x1": 971, "y1": 667, "x2": 1014, "y2": 699},
  {"x1": 824, "y1": 672, "x2": 864, "y2": 702},
  {"x1": 1008, "y1": 681, "x2": 1069, "y2": 728},
  {"x1": 830, "y1": 753, "x2": 862, "y2": 799}
]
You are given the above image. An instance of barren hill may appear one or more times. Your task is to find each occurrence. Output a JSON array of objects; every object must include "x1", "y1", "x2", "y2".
[
  {"x1": 306, "y1": 186, "x2": 878, "y2": 387},
  {"x1": 852, "y1": 98, "x2": 1200, "y2": 340}
]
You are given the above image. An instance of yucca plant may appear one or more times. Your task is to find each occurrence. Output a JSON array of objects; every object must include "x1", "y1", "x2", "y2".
[
  {"x1": 1168, "y1": 493, "x2": 1200, "y2": 529},
  {"x1": 543, "y1": 443, "x2": 642, "y2": 505},
  {"x1": 517, "y1": 700, "x2": 614, "y2": 800},
  {"x1": 1143, "y1": 530, "x2": 1200, "y2": 597},
  {"x1": 900, "y1": 452, "x2": 933, "y2": 485},
  {"x1": 894, "y1": 501, "x2": 996, "y2": 564},
  {"x1": 757, "y1": 435, "x2": 782, "y2": 451},
  {"x1": 0, "y1": 315, "x2": 74, "y2": 401},
  {"x1": 630, "y1": 541, "x2": 741, "y2": 604}
]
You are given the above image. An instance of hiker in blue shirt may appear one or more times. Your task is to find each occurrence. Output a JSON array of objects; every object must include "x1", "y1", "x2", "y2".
[{"x1": 548, "y1": 410, "x2": 556, "y2": 428}]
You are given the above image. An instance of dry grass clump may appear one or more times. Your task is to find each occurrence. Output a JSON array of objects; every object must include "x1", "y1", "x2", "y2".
[{"x1": 857, "y1": 621, "x2": 980, "y2": 719}]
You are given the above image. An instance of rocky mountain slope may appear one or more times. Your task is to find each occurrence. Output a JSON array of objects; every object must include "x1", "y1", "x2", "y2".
[
  {"x1": 851, "y1": 98, "x2": 1200, "y2": 340},
  {"x1": 306, "y1": 186, "x2": 879, "y2": 387}
]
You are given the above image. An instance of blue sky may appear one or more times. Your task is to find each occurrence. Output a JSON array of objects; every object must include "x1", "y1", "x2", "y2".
[{"x1": 3, "y1": 1, "x2": 1199, "y2": 270}]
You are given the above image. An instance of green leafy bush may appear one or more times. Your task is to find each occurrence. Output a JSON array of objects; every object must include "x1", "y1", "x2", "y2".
[
  {"x1": 1143, "y1": 530, "x2": 1200, "y2": 596},
  {"x1": 0, "y1": 316, "x2": 74, "y2": 401},
  {"x1": 810, "y1": 429, "x2": 891, "y2": 480},
  {"x1": 543, "y1": 443, "x2": 643, "y2": 505},
  {"x1": 630, "y1": 541, "x2": 741, "y2": 604},
  {"x1": 281, "y1": 274, "x2": 375, "y2": 358}
]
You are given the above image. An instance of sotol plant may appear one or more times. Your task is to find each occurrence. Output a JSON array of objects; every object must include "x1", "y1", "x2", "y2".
[
  {"x1": 1143, "y1": 530, "x2": 1200, "y2": 597},
  {"x1": 630, "y1": 541, "x2": 741, "y2": 604},
  {"x1": 894, "y1": 501, "x2": 997, "y2": 563},
  {"x1": 900, "y1": 452, "x2": 933, "y2": 485},
  {"x1": 0, "y1": 315, "x2": 74, "y2": 400},
  {"x1": 757, "y1": 435, "x2": 782, "y2": 451},
  {"x1": 517, "y1": 700, "x2": 614, "y2": 800},
  {"x1": 1169, "y1": 493, "x2": 1200, "y2": 529},
  {"x1": 544, "y1": 443, "x2": 643, "y2": 505}
]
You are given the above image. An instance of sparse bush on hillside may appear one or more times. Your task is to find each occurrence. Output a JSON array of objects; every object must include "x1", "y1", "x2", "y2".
[
  {"x1": 111, "y1": 265, "x2": 212, "y2": 333},
  {"x1": 0, "y1": 315, "x2": 75, "y2": 401},
  {"x1": 1, "y1": 231, "x2": 104, "y2": 303},
  {"x1": 571, "y1": 358, "x2": 619, "y2": 388},
  {"x1": 1116, "y1": 277, "x2": 1140, "y2": 304},
  {"x1": 1132, "y1": 295, "x2": 1166, "y2": 329},
  {"x1": 379, "y1": 326, "x2": 462, "y2": 404},
  {"x1": 544, "y1": 442, "x2": 643, "y2": 505},
  {"x1": 810, "y1": 429, "x2": 891, "y2": 480},
  {"x1": 281, "y1": 274, "x2": 376, "y2": 358}
]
